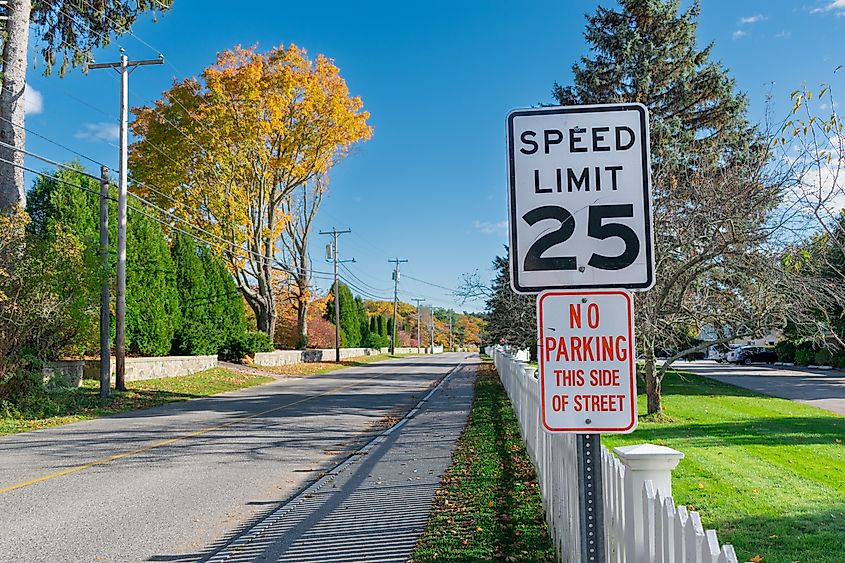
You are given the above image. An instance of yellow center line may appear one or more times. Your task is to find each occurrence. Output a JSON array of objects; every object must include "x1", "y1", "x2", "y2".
[{"x1": 0, "y1": 371, "x2": 390, "y2": 495}]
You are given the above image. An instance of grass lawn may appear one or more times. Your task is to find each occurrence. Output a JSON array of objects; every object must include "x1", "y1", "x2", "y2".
[
  {"x1": 602, "y1": 370, "x2": 845, "y2": 563},
  {"x1": 0, "y1": 368, "x2": 273, "y2": 435},
  {"x1": 410, "y1": 362, "x2": 556, "y2": 562},
  {"x1": 254, "y1": 353, "x2": 421, "y2": 377}
]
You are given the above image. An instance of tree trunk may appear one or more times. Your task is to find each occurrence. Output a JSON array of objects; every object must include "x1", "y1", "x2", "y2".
[
  {"x1": 297, "y1": 297, "x2": 308, "y2": 349},
  {"x1": 242, "y1": 282, "x2": 276, "y2": 338},
  {"x1": 253, "y1": 295, "x2": 276, "y2": 337},
  {"x1": 643, "y1": 349, "x2": 663, "y2": 416},
  {"x1": 295, "y1": 255, "x2": 309, "y2": 348},
  {"x1": 0, "y1": 0, "x2": 31, "y2": 212}
]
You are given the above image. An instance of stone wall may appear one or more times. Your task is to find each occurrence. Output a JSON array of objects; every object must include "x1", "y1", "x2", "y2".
[
  {"x1": 252, "y1": 346, "x2": 433, "y2": 367},
  {"x1": 82, "y1": 355, "x2": 218, "y2": 382},
  {"x1": 43, "y1": 361, "x2": 84, "y2": 388}
]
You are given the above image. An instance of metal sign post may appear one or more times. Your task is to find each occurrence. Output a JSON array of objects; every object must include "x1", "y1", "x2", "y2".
[
  {"x1": 578, "y1": 433, "x2": 604, "y2": 563},
  {"x1": 506, "y1": 103, "x2": 654, "y2": 562}
]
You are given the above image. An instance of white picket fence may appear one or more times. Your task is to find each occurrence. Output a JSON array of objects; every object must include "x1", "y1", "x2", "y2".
[{"x1": 487, "y1": 346, "x2": 743, "y2": 563}]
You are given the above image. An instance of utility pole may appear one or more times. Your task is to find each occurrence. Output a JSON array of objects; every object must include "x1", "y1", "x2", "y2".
[
  {"x1": 449, "y1": 312, "x2": 453, "y2": 352},
  {"x1": 412, "y1": 298, "x2": 425, "y2": 354},
  {"x1": 388, "y1": 258, "x2": 408, "y2": 355},
  {"x1": 320, "y1": 228, "x2": 353, "y2": 362},
  {"x1": 429, "y1": 306, "x2": 435, "y2": 353},
  {"x1": 90, "y1": 51, "x2": 163, "y2": 391},
  {"x1": 99, "y1": 166, "x2": 110, "y2": 398}
]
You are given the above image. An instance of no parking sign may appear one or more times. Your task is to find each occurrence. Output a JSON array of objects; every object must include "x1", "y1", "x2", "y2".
[{"x1": 537, "y1": 290, "x2": 636, "y2": 433}]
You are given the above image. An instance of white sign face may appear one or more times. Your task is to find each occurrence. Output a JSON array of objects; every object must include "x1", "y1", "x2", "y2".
[
  {"x1": 507, "y1": 104, "x2": 654, "y2": 293},
  {"x1": 537, "y1": 290, "x2": 637, "y2": 433}
]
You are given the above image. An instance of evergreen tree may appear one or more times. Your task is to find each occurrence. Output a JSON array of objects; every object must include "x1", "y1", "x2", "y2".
[
  {"x1": 377, "y1": 315, "x2": 386, "y2": 338},
  {"x1": 554, "y1": 0, "x2": 771, "y2": 414},
  {"x1": 171, "y1": 234, "x2": 247, "y2": 355},
  {"x1": 485, "y1": 253, "x2": 535, "y2": 356},
  {"x1": 326, "y1": 282, "x2": 361, "y2": 346},
  {"x1": 171, "y1": 234, "x2": 213, "y2": 355},
  {"x1": 125, "y1": 209, "x2": 180, "y2": 356},
  {"x1": 203, "y1": 248, "x2": 248, "y2": 350},
  {"x1": 553, "y1": 0, "x2": 752, "y2": 165},
  {"x1": 387, "y1": 317, "x2": 394, "y2": 341},
  {"x1": 369, "y1": 316, "x2": 377, "y2": 334}
]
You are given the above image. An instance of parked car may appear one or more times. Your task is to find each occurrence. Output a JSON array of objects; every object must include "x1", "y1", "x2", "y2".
[
  {"x1": 708, "y1": 344, "x2": 742, "y2": 363},
  {"x1": 727, "y1": 346, "x2": 777, "y2": 365}
]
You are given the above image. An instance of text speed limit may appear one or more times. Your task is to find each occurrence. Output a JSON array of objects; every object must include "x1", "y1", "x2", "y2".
[{"x1": 506, "y1": 104, "x2": 654, "y2": 293}]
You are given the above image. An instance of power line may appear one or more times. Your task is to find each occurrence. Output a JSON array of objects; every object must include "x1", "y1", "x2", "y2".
[
  {"x1": 338, "y1": 275, "x2": 394, "y2": 302},
  {"x1": 402, "y1": 273, "x2": 458, "y2": 293},
  {"x1": 4, "y1": 130, "x2": 337, "y2": 281},
  {"x1": 0, "y1": 115, "x2": 111, "y2": 170},
  {"x1": 0, "y1": 149, "x2": 333, "y2": 281},
  {"x1": 339, "y1": 262, "x2": 393, "y2": 294}
]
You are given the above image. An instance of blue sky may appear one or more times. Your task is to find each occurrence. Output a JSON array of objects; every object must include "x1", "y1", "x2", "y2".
[{"x1": 21, "y1": 0, "x2": 845, "y2": 312}]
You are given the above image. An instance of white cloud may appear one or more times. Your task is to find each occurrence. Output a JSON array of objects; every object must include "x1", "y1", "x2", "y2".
[
  {"x1": 24, "y1": 84, "x2": 43, "y2": 115},
  {"x1": 74, "y1": 122, "x2": 120, "y2": 142},
  {"x1": 739, "y1": 14, "x2": 767, "y2": 24},
  {"x1": 775, "y1": 31, "x2": 791, "y2": 39},
  {"x1": 732, "y1": 30, "x2": 747, "y2": 39},
  {"x1": 812, "y1": 0, "x2": 845, "y2": 15},
  {"x1": 473, "y1": 220, "x2": 508, "y2": 235}
]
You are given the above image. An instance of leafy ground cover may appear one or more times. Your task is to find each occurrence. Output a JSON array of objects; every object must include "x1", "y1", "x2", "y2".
[
  {"x1": 0, "y1": 368, "x2": 272, "y2": 435},
  {"x1": 603, "y1": 370, "x2": 845, "y2": 563},
  {"x1": 254, "y1": 353, "x2": 420, "y2": 377},
  {"x1": 411, "y1": 362, "x2": 556, "y2": 562}
]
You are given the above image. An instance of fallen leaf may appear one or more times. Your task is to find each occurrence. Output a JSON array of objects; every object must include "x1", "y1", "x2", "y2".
[{"x1": 750, "y1": 556, "x2": 763, "y2": 563}]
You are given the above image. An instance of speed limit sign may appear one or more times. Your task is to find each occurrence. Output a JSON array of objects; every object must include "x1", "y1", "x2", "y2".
[{"x1": 506, "y1": 104, "x2": 654, "y2": 293}]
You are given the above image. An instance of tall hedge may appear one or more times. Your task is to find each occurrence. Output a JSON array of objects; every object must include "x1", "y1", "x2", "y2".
[
  {"x1": 125, "y1": 208, "x2": 180, "y2": 356},
  {"x1": 171, "y1": 234, "x2": 246, "y2": 355},
  {"x1": 26, "y1": 165, "x2": 111, "y2": 356}
]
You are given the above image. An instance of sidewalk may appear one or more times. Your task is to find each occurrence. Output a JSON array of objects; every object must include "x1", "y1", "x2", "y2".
[{"x1": 204, "y1": 359, "x2": 478, "y2": 562}]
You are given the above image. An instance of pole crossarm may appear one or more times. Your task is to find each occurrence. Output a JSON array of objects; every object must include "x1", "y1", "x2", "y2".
[{"x1": 88, "y1": 57, "x2": 164, "y2": 70}]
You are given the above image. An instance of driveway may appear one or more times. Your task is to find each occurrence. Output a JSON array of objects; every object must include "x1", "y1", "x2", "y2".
[{"x1": 672, "y1": 360, "x2": 845, "y2": 416}]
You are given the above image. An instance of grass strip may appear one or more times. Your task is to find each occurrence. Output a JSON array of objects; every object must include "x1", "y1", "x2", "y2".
[
  {"x1": 0, "y1": 368, "x2": 273, "y2": 435},
  {"x1": 410, "y1": 362, "x2": 556, "y2": 562},
  {"x1": 253, "y1": 353, "x2": 421, "y2": 377},
  {"x1": 603, "y1": 369, "x2": 845, "y2": 563}
]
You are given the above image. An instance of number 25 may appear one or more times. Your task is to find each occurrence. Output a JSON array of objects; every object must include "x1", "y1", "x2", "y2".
[{"x1": 522, "y1": 204, "x2": 640, "y2": 272}]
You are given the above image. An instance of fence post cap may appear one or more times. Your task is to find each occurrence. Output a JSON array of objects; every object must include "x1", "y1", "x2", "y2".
[{"x1": 613, "y1": 444, "x2": 684, "y2": 471}]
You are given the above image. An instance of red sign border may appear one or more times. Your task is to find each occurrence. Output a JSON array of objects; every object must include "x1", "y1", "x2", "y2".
[{"x1": 537, "y1": 290, "x2": 637, "y2": 434}]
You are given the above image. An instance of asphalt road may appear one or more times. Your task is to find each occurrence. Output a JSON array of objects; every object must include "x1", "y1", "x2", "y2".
[
  {"x1": 0, "y1": 353, "x2": 470, "y2": 562},
  {"x1": 672, "y1": 360, "x2": 845, "y2": 416}
]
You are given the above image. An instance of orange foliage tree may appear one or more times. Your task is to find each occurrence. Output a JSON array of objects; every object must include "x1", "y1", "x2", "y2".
[{"x1": 129, "y1": 44, "x2": 371, "y2": 336}]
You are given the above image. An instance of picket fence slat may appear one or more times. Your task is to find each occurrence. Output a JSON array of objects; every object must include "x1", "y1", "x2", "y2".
[{"x1": 486, "y1": 346, "x2": 746, "y2": 563}]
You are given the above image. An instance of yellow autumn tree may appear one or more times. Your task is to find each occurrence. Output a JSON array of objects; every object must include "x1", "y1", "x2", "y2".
[{"x1": 129, "y1": 44, "x2": 372, "y2": 335}]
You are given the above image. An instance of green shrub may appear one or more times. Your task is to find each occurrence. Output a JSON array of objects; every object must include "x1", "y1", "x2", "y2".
[
  {"x1": 774, "y1": 341, "x2": 795, "y2": 363},
  {"x1": 222, "y1": 330, "x2": 274, "y2": 361},
  {"x1": 795, "y1": 345, "x2": 815, "y2": 366},
  {"x1": 835, "y1": 355, "x2": 845, "y2": 370},
  {"x1": 815, "y1": 348, "x2": 833, "y2": 367},
  {"x1": 363, "y1": 331, "x2": 389, "y2": 349}
]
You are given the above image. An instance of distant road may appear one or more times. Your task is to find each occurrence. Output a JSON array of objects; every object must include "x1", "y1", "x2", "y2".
[
  {"x1": 0, "y1": 353, "x2": 468, "y2": 562},
  {"x1": 673, "y1": 360, "x2": 845, "y2": 416}
]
